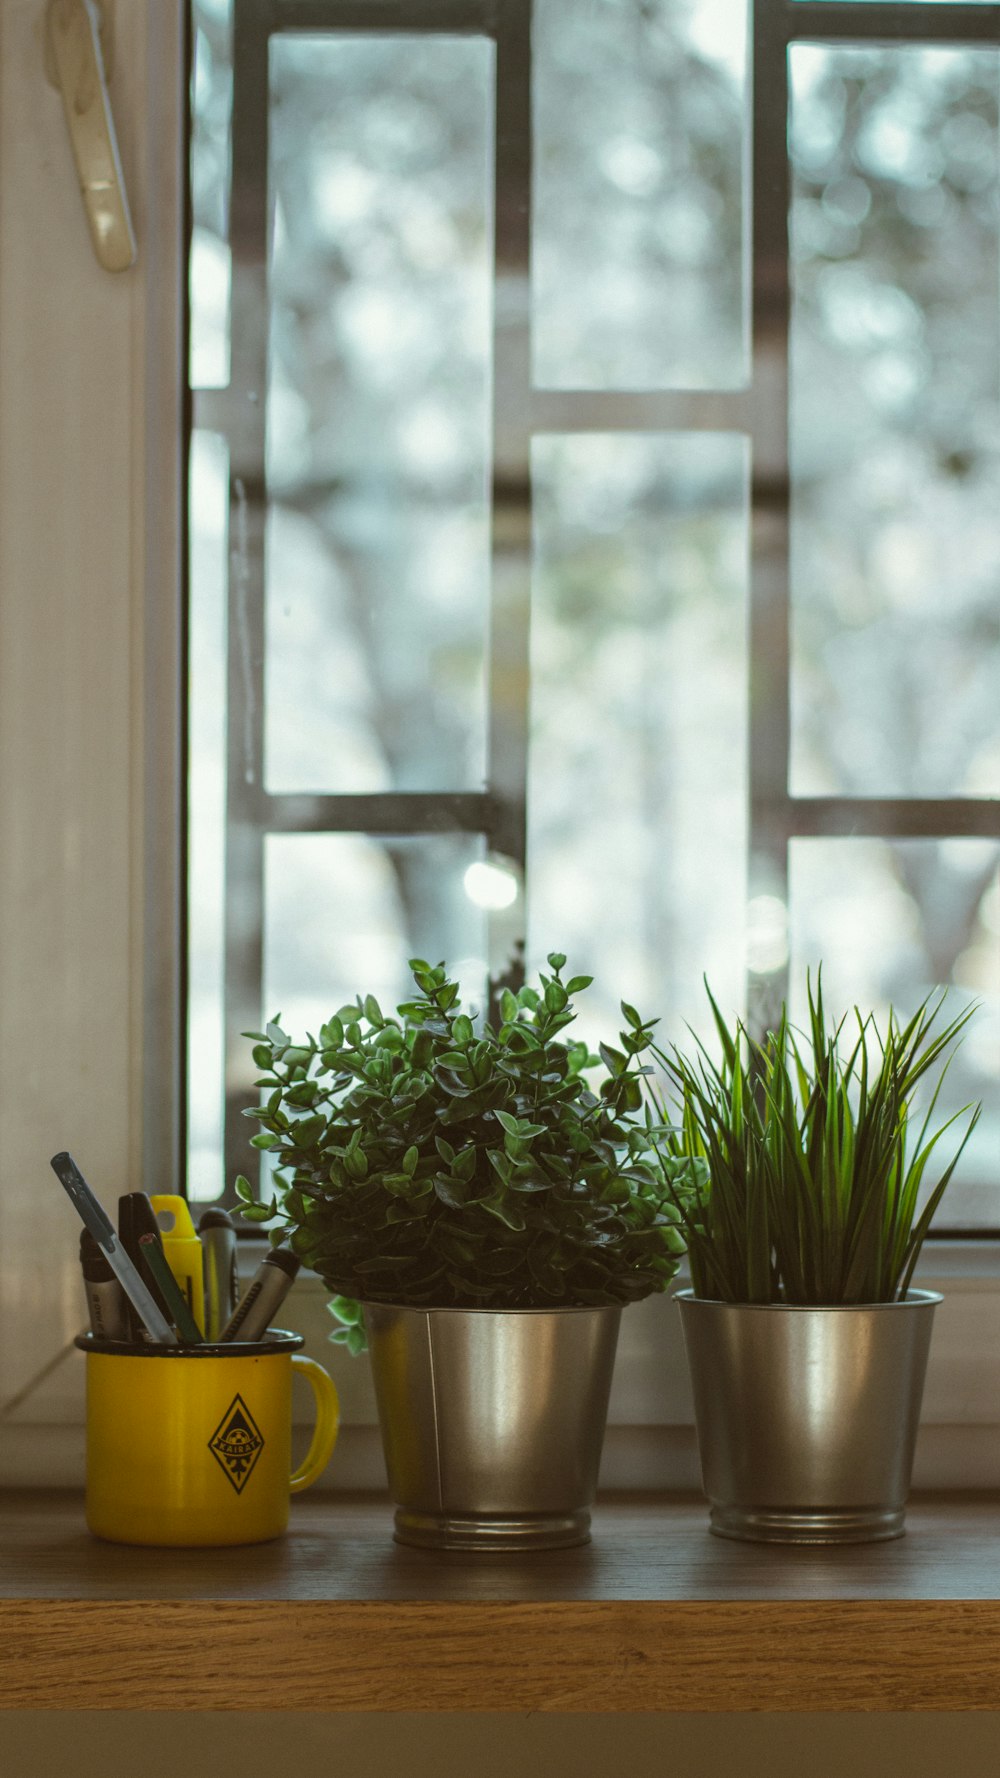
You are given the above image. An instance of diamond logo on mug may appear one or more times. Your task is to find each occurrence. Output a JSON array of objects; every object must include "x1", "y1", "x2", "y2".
[{"x1": 208, "y1": 1394, "x2": 265, "y2": 1493}]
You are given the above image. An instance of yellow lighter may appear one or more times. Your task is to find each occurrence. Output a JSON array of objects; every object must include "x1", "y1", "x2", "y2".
[{"x1": 150, "y1": 1194, "x2": 206, "y2": 1335}]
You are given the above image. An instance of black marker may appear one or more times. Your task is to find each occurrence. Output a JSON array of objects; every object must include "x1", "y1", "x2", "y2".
[
  {"x1": 79, "y1": 1230, "x2": 129, "y2": 1342},
  {"x1": 198, "y1": 1208, "x2": 239, "y2": 1340},
  {"x1": 219, "y1": 1249, "x2": 300, "y2": 1343}
]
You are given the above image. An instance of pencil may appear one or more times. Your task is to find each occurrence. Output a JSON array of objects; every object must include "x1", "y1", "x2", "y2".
[{"x1": 138, "y1": 1232, "x2": 204, "y2": 1343}]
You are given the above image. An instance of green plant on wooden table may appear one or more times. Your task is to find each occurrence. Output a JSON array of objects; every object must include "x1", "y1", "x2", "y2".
[
  {"x1": 644, "y1": 976, "x2": 979, "y2": 1306},
  {"x1": 235, "y1": 953, "x2": 690, "y2": 1350}
]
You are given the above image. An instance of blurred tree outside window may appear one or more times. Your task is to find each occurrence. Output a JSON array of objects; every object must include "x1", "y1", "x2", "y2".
[{"x1": 188, "y1": 0, "x2": 998, "y2": 1229}]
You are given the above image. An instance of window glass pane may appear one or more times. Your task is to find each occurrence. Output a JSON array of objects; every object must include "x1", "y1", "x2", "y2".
[
  {"x1": 534, "y1": 0, "x2": 747, "y2": 389},
  {"x1": 790, "y1": 838, "x2": 1000, "y2": 1228},
  {"x1": 790, "y1": 47, "x2": 1000, "y2": 797},
  {"x1": 188, "y1": 430, "x2": 230, "y2": 1203},
  {"x1": 265, "y1": 36, "x2": 494, "y2": 793},
  {"x1": 528, "y1": 434, "x2": 748, "y2": 1051},
  {"x1": 263, "y1": 833, "x2": 488, "y2": 1043},
  {"x1": 190, "y1": 0, "x2": 232, "y2": 389}
]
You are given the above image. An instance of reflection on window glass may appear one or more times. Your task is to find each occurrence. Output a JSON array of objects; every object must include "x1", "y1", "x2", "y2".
[
  {"x1": 265, "y1": 36, "x2": 494, "y2": 794},
  {"x1": 190, "y1": 0, "x2": 232, "y2": 389},
  {"x1": 188, "y1": 430, "x2": 230, "y2": 1202},
  {"x1": 263, "y1": 834, "x2": 488, "y2": 1042},
  {"x1": 529, "y1": 434, "x2": 748, "y2": 1054},
  {"x1": 790, "y1": 838, "x2": 1000, "y2": 1226},
  {"x1": 790, "y1": 47, "x2": 1000, "y2": 797},
  {"x1": 534, "y1": 0, "x2": 747, "y2": 389}
]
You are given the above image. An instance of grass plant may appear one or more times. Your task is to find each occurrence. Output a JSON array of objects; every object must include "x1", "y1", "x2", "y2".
[{"x1": 646, "y1": 976, "x2": 979, "y2": 1305}]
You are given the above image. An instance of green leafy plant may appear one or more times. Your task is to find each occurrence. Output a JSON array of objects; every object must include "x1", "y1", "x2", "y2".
[
  {"x1": 235, "y1": 954, "x2": 689, "y2": 1347},
  {"x1": 645, "y1": 976, "x2": 979, "y2": 1305}
]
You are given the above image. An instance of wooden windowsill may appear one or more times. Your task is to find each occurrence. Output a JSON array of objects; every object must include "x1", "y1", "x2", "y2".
[{"x1": 1, "y1": 1492, "x2": 997, "y2": 1712}]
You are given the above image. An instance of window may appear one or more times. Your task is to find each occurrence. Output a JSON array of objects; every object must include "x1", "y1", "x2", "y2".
[{"x1": 188, "y1": 0, "x2": 999, "y2": 1229}]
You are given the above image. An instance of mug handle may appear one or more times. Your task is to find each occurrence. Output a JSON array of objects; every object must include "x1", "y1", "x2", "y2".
[{"x1": 289, "y1": 1353, "x2": 340, "y2": 1494}]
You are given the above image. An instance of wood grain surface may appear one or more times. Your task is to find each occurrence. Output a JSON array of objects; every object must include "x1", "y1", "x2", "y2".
[{"x1": 2, "y1": 1494, "x2": 998, "y2": 1711}]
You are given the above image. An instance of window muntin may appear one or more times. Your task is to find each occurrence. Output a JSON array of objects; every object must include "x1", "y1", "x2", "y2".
[{"x1": 188, "y1": 0, "x2": 1000, "y2": 1227}]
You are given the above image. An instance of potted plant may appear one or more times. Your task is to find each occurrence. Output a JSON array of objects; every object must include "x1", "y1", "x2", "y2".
[
  {"x1": 647, "y1": 978, "x2": 979, "y2": 1545},
  {"x1": 235, "y1": 953, "x2": 688, "y2": 1549}
]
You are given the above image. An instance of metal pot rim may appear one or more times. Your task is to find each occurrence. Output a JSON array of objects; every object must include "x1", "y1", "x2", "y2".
[
  {"x1": 360, "y1": 1301, "x2": 623, "y2": 1318},
  {"x1": 674, "y1": 1287, "x2": 943, "y2": 1311}
]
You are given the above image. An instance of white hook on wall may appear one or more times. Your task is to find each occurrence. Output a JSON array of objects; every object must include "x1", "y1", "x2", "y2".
[{"x1": 44, "y1": 0, "x2": 137, "y2": 272}]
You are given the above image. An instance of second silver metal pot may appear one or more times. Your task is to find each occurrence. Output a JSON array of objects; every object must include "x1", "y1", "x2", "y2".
[
  {"x1": 363, "y1": 1302, "x2": 621, "y2": 1551},
  {"x1": 676, "y1": 1288, "x2": 941, "y2": 1544}
]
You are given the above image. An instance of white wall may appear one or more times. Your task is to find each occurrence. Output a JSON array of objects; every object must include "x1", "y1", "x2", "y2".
[{"x1": 0, "y1": 0, "x2": 184, "y2": 1413}]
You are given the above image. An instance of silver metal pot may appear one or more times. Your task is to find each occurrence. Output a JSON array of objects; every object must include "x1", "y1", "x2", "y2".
[
  {"x1": 676, "y1": 1288, "x2": 941, "y2": 1545},
  {"x1": 363, "y1": 1302, "x2": 622, "y2": 1550}
]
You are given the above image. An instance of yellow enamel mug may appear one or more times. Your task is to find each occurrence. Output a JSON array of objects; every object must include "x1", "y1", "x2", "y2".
[{"x1": 74, "y1": 1330, "x2": 339, "y2": 1546}]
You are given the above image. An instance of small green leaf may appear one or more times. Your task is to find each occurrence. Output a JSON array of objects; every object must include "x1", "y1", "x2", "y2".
[
  {"x1": 327, "y1": 1295, "x2": 362, "y2": 1327},
  {"x1": 547, "y1": 952, "x2": 567, "y2": 971},
  {"x1": 402, "y1": 1145, "x2": 419, "y2": 1176},
  {"x1": 234, "y1": 1175, "x2": 253, "y2": 1202},
  {"x1": 434, "y1": 1175, "x2": 470, "y2": 1209},
  {"x1": 364, "y1": 994, "x2": 384, "y2": 1026},
  {"x1": 481, "y1": 1194, "x2": 526, "y2": 1232}
]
